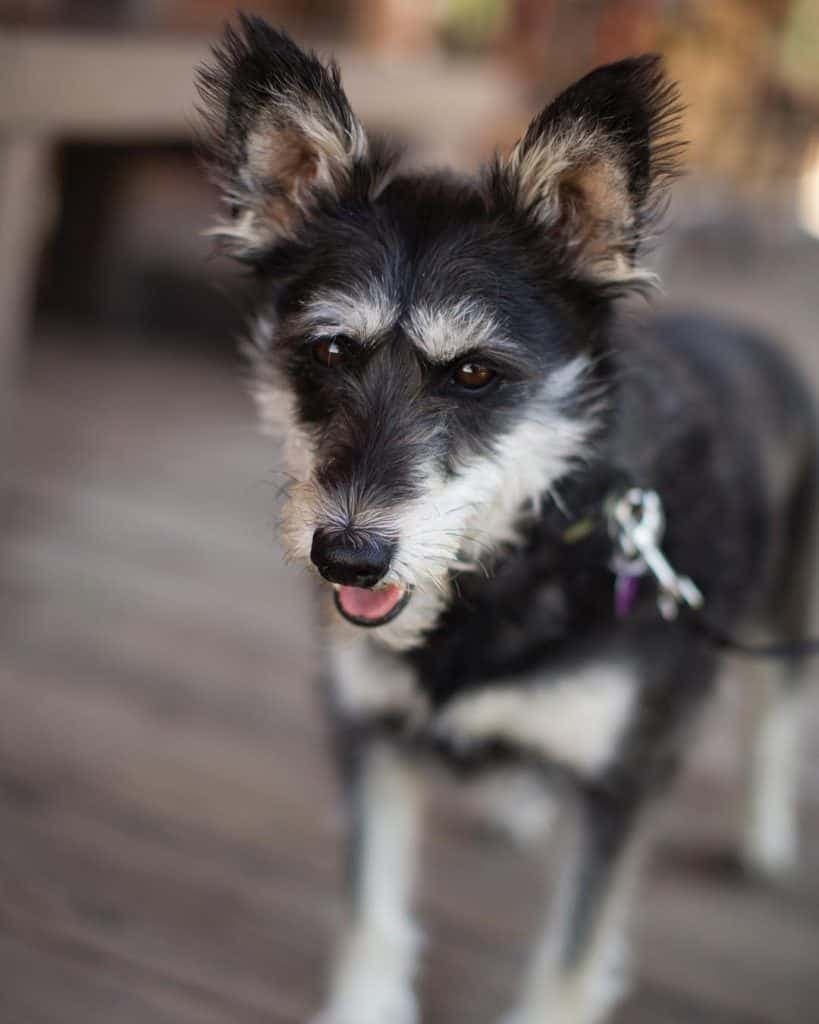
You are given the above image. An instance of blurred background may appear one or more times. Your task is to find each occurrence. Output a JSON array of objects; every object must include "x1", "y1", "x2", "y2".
[{"x1": 1, "y1": 2, "x2": 819, "y2": 1022}]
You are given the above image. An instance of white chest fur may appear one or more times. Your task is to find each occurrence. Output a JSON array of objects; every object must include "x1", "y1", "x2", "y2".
[
  {"x1": 330, "y1": 637, "x2": 638, "y2": 778},
  {"x1": 435, "y1": 663, "x2": 638, "y2": 776},
  {"x1": 330, "y1": 635, "x2": 430, "y2": 722}
]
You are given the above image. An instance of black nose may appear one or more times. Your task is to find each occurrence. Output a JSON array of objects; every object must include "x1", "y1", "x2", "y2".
[{"x1": 310, "y1": 529, "x2": 394, "y2": 588}]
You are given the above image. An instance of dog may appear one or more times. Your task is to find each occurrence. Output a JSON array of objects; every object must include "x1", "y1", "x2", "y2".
[{"x1": 197, "y1": 17, "x2": 817, "y2": 1024}]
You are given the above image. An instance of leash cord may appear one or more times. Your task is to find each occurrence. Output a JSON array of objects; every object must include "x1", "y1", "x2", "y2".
[{"x1": 683, "y1": 611, "x2": 819, "y2": 660}]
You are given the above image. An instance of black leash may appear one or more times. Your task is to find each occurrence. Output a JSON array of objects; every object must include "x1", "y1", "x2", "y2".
[{"x1": 683, "y1": 611, "x2": 819, "y2": 660}]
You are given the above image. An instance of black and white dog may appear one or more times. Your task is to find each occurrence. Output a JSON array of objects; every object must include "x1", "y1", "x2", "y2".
[{"x1": 198, "y1": 17, "x2": 817, "y2": 1024}]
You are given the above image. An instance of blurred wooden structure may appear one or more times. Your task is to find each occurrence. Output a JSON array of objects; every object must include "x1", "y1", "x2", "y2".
[
  {"x1": 0, "y1": 26, "x2": 522, "y2": 403},
  {"x1": 4, "y1": 0, "x2": 819, "y2": 396}
]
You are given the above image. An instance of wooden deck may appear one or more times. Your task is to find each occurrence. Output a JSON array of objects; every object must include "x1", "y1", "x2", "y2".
[{"x1": 2, "y1": 224, "x2": 819, "y2": 1024}]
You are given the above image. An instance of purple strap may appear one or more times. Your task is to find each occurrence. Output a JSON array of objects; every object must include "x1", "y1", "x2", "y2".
[{"x1": 615, "y1": 573, "x2": 640, "y2": 618}]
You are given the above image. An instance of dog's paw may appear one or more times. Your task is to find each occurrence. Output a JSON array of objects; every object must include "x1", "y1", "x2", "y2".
[
  {"x1": 310, "y1": 983, "x2": 418, "y2": 1024},
  {"x1": 499, "y1": 998, "x2": 615, "y2": 1024},
  {"x1": 311, "y1": 920, "x2": 421, "y2": 1024},
  {"x1": 742, "y1": 809, "x2": 798, "y2": 881},
  {"x1": 500, "y1": 1010, "x2": 575, "y2": 1024},
  {"x1": 499, "y1": 991, "x2": 611, "y2": 1024}
]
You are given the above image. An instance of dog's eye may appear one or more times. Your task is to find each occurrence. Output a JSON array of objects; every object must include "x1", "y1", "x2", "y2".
[
  {"x1": 451, "y1": 361, "x2": 497, "y2": 392},
  {"x1": 312, "y1": 336, "x2": 348, "y2": 368}
]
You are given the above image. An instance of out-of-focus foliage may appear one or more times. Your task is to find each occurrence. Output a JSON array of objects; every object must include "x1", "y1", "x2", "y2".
[
  {"x1": 439, "y1": 0, "x2": 508, "y2": 52},
  {"x1": 781, "y1": 0, "x2": 819, "y2": 93}
]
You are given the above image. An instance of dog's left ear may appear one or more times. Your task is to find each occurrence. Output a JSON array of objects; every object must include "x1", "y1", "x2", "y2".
[
  {"x1": 197, "y1": 16, "x2": 372, "y2": 259},
  {"x1": 488, "y1": 55, "x2": 682, "y2": 289}
]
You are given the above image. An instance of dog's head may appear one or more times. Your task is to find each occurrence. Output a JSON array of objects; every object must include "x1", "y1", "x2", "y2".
[{"x1": 198, "y1": 16, "x2": 681, "y2": 649}]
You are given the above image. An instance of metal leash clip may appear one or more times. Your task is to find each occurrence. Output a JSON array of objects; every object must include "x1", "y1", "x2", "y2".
[{"x1": 607, "y1": 488, "x2": 704, "y2": 621}]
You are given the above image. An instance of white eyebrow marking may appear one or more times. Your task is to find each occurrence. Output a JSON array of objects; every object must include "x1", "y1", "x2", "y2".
[
  {"x1": 295, "y1": 283, "x2": 398, "y2": 343},
  {"x1": 406, "y1": 298, "x2": 508, "y2": 362}
]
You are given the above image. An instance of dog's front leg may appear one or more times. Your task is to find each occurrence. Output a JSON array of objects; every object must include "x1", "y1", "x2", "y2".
[
  {"x1": 502, "y1": 789, "x2": 646, "y2": 1024},
  {"x1": 314, "y1": 735, "x2": 424, "y2": 1024}
]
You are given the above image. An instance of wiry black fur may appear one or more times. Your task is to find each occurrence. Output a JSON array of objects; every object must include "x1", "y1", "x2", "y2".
[
  {"x1": 196, "y1": 16, "x2": 398, "y2": 260},
  {"x1": 524, "y1": 56, "x2": 683, "y2": 217},
  {"x1": 481, "y1": 55, "x2": 684, "y2": 298},
  {"x1": 197, "y1": 16, "x2": 358, "y2": 194},
  {"x1": 405, "y1": 310, "x2": 813, "y2": 781}
]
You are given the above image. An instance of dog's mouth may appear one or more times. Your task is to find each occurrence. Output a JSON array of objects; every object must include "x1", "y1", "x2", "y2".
[{"x1": 333, "y1": 583, "x2": 412, "y2": 628}]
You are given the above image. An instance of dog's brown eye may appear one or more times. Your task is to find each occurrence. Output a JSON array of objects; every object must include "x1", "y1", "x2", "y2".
[
  {"x1": 452, "y1": 362, "x2": 496, "y2": 391},
  {"x1": 312, "y1": 336, "x2": 347, "y2": 368}
]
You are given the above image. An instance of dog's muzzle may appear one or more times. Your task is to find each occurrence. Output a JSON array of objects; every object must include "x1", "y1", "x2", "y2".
[{"x1": 310, "y1": 528, "x2": 411, "y2": 627}]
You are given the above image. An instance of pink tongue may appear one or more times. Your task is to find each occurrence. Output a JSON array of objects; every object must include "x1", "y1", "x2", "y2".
[{"x1": 338, "y1": 584, "x2": 404, "y2": 621}]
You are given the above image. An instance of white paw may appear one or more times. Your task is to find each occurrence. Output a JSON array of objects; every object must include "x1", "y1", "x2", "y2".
[
  {"x1": 500, "y1": 983, "x2": 622, "y2": 1024},
  {"x1": 743, "y1": 826, "x2": 798, "y2": 880},
  {"x1": 311, "y1": 923, "x2": 420, "y2": 1024},
  {"x1": 500, "y1": 1010, "x2": 578, "y2": 1024},
  {"x1": 500, "y1": 1002, "x2": 617, "y2": 1024},
  {"x1": 743, "y1": 689, "x2": 801, "y2": 881},
  {"x1": 500, "y1": 1008, "x2": 581, "y2": 1024},
  {"x1": 310, "y1": 982, "x2": 418, "y2": 1024}
]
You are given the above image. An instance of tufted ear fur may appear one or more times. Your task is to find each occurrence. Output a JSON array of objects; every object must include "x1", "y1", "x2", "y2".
[
  {"x1": 487, "y1": 55, "x2": 683, "y2": 290},
  {"x1": 197, "y1": 16, "x2": 374, "y2": 259}
]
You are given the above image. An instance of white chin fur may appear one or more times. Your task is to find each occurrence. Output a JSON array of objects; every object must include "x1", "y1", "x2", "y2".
[{"x1": 376, "y1": 359, "x2": 596, "y2": 649}]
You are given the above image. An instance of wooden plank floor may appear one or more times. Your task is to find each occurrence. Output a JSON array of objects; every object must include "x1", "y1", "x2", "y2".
[{"x1": 2, "y1": 228, "x2": 819, "y2": 1022}]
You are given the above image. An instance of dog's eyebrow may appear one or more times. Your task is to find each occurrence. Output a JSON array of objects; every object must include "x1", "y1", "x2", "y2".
[
  {"x1": 406, "y1": 299, "x2": 511, "y2": 362},
  {"x1": 293, "y1": 285, "x2": 399, "y2": 343}
]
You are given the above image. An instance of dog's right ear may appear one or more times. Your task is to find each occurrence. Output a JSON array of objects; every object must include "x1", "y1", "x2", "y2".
[{"x1": 197, "y1": 16, "x2": 370, "y2": 259}]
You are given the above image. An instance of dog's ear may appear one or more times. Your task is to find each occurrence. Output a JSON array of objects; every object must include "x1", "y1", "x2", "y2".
[
  {"x1": 197, "y1": 16, "x2": 370, "y2": 259},
  {"x1": 488, "y1": 55, "x2": 683, "y2": 289}
]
